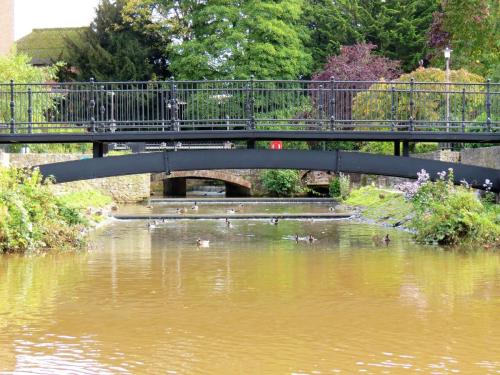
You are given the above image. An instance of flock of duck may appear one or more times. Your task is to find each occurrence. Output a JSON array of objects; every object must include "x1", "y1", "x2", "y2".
[{"x1": 146, "y1": 202, "x2": 391, "y2": 248}]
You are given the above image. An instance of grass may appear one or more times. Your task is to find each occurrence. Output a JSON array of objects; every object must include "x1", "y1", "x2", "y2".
[
  {"x1": 57, "y1": 189, "x2": 113, "y2": 211},
  {"x1": 344, "y1": 186, "x2": 413, "y2": 226}
]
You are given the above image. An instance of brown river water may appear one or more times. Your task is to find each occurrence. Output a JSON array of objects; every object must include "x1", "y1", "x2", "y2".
[{"x1": 1, "y1": 203, "x2": 499, "y2": 374}]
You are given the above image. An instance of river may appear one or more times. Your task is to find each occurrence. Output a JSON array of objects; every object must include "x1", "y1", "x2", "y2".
[{"x1": 1, "y1": 202, "x2": 499, "y2": 374}]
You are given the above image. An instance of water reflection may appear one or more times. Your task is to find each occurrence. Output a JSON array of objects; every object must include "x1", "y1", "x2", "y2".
[{"x1": 1, "y1": 216, "x2": 499, "y2": 374}]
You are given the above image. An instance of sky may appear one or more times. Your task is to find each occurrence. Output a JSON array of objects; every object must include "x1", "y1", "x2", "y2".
[{"x1": 15, "y1": 0, "x2": 101, "y2": 39}]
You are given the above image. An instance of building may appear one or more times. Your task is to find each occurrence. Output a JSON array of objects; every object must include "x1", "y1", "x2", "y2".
[
  {"x1": 0, "y1": 0, "x2": 14, "y2": 55},
  {"x1": 16, "y1": 27, "x2": 87, "y2": 66}
]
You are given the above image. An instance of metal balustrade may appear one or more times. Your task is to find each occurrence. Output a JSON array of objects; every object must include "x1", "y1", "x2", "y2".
[{"x1": 0, "y1": 79, "x2": 498, "y2": 135}]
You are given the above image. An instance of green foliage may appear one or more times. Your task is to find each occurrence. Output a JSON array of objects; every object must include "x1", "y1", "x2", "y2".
[
  {"x1": 65, "y1": 0, "x2": 168, "y2": 81},
  {"x1": 354, "y1": 0, "x2": 439, "y2": 72},
  {"x1": 131, "y1": 0, "x2": 311, "y2": 79},
  {"x1": 57, "y1": 189, "x2": 113, "y2": 211},
  {"x1": 409, "y1": 170, "x2": 499, "y2": 246},
  {"x1": 352, "y1": 68, "x2": 486, "y2": 130},
  {"x1": 329, "y1": 173, "x2": 350, "y2": 200},
  {"x1": 304, "y1": 0, "x2": 438, "y2": 73},
  {"x1": 359, "y1": 142, "x2": 439, "y2": 155},
  {"x1": 261, "y1": 169, "x2": 301, "y2": 197},
  {"x1": 429, "y1": 0, "x2": 499, "y2": 79},
  {"x1": 0, "y1": 54, "x2": 58, "y2": 129},
  {"x1": 301, "y1": 0, "x2": 361, "y2": 73},
  {"x1": 0, "y1": 167, "x2": 85, "y2": 253}
]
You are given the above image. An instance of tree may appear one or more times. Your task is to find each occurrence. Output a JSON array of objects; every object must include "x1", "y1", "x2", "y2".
[
  {"x1": 356, "y1": 0, "x2": 439, "y2": 72},
  {"x1": 126, "y1": 0, "x2": 311, "y2": 80},
  {"x1": 65, "y1": 0, "x2": 168, "y2": 81},
  {"x1": 351, "y1": 67, "x2": 486, "y2": 131},
  {"x1": 427, "y1": 0, "x2": 499, "y2": 79},
  {"x1": 303, "y1": 0, "x2": 438, "y2": 73},
  {"x1": 0, "y1": 54, "x2": 58, "y2": 129},
  {"x1": 312, "y1": 43, "x2": 401, "y2": 129},
  {"x1": 301, "y1": 0, "x2": 362, "y2": 74},
  {"x1": 313, "y1": 43, "x2": 401, "y2": 82}
]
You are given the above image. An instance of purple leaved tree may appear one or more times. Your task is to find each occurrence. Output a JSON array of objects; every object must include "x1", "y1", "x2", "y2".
[{"x1": 311, "y1": 43, "x2": 401, "y2": 125}]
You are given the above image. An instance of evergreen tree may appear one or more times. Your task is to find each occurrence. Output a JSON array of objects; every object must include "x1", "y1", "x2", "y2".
[
  {"x1": 304, "y1": 0, "x2": 438, "y2": 73},
  {"x1": 65, "y1": 0, "x2": 169, "y2": 81},
  {"x1": 356, "y1": 0, "x2": 439, "y2": 72},
  {"x1": 302, "y1": 0, "x2": 363, "y2": 74}
]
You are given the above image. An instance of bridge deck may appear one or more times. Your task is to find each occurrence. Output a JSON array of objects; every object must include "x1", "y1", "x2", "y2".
[{"x1": 1, "y1": 130, "x2": 499, "y2": 144}]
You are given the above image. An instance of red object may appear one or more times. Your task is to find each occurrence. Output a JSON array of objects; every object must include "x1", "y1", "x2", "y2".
[{"x1": 270, "y1": 140, "x2": 282, "y2": 150}]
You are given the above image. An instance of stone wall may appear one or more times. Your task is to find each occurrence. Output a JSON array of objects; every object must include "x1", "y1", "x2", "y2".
[
  {"x1": 461, "y1": 146, "x2": 500, "y2": 170},
  {"x1": 3, "y1": 152, "x2": 150, "y2": 203}
]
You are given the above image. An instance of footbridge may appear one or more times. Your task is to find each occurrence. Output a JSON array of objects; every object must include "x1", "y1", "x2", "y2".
[
  {"x1": 0, "y1": 79, "x2": 498, "y2": 190},
  {"x1": 37, "y1": 149, "x2": 500, "y2": 192}
]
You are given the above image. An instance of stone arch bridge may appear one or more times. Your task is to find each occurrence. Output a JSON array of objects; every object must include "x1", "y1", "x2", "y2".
[{"x1": 153, "y1": 170, "x2": 253, "y2": 197}]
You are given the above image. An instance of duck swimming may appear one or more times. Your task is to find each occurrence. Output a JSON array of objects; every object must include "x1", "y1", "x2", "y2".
[
  {"x1": 270, "y1": 217, "x2": 279, "y2": 225},
  {"x1": 308, "y1": 234, "x2": 318, "y2": 243},
  {"x1": 176, "y1": 207, "x2": 187, "y2": 214},
  {"x1": 191, "y1": 202, "x2": 199, "y2": 211},
  {"x1": 196, "y1": 238, "x2": 210, "y2": 247}
]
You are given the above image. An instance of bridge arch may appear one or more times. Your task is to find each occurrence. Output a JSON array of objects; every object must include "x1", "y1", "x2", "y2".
[
  {"x1": 37, "y1": 149, "x2": 500, "y2": 192},
  {"x1": 163, "y1": 170, "x2": 252, "y2": 197}
]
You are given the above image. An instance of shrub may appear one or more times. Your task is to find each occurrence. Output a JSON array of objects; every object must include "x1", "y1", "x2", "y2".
[
  {"x1": 329, "y1": 173, "x2": 350, "y2": 200},
  {"x1": 403, "y1": 169, "x2": 500, "y2": 246},
  {"x1": 0, "y1": 167, "x2": 86, "y2": 253},
  {"x1": 261, "y1": 169, "x2": 301, "y2": 197}
]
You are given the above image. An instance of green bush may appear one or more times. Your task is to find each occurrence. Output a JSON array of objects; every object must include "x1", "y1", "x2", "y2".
[
  {"x1": 329, "y1": 173, "x2": 350, "y2": 200},
  {"x1": 0, "y1": 167, "x2": 86, "y2": 253},
  {"x1": 409, "y1": 170, "x2": 500, "y2": 246},
  {"x1": 261, "y1": 169, "x2": 301, "y2": 197}
]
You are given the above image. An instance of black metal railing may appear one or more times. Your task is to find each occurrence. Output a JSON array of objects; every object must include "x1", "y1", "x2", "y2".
[{"x1": 0, "y1": 79, "x2": 498, "y2": 134}]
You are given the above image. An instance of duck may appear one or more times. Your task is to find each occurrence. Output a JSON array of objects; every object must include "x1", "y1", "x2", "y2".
[
  {"x1": 191, "y1": 202, "x2": 199, "y2": 211},
  {"x1": 270, "y1": 217, "x2": 279, "y2": 225},
  {"x1": 226, "y1": 208, "x2": 237, "y2": 214},
  {"x1": 147, "y1": 221, "x2": 157, "y2": 230},
  {"x1": 383, "y1": 234, "x2": 391, "y2": 243},
  {"x1": 225, "y1": 218, "x2": 233, "y2": 228},
  {"x1": 176, "y1": 207, "x2": 187, "y2": 214},
  {"x1": 308, "y1": 234, "x2": 318, "y2": 243},
  {"x1": 196, "y1": 238, "x2": 210, "y2": 248},
  {"x1": 238, "y1": 203, "x2": 245, "y2": 208},
  {"x1": 294, "y1": 234, "x2": 308, "y2": 243},
  {"x1": 328, "y1": 206, "x2": 335, "y2": 212}
]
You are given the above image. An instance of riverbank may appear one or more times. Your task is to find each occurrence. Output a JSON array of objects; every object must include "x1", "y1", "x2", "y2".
[
  {"x1": 0, "y1": 167, "x2": 116, "y2": 254},
  {"x1": 343, "y1": 185, "x2": 500, "y2": 248}
]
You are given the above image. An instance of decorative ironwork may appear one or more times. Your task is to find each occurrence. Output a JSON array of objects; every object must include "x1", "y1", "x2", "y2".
[{"x1": 0, "y1": 79, "x2": 498, "y2": 135}]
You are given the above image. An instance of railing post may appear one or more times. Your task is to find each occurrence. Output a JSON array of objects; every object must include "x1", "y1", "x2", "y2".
[
  {"x1": 27, "y1": 87, "x2": 33, "y2": 134},
  {"x1": 170, "y1": 77, "x2": 179, "y2": 131},
  {"x1": 318, "y1": 84, "x2": 324, "y2": 130},
  {"x1": 485, "y1": 79, "x2": 491, "y2": 132},
  {"x1": 9, "y1": 80, "x2": 15, "y2": 134},
  {"x1": 329, "y1": 77, "x2": 335, "y2": 131},
  {"x1": 390, "y1": 85, "x2": 396, "y2": 131},
  {"x1": 246, "y1": 75, "x2": 255, "y2": 130},
  {"x1": 89, "y1": 78, "x2": 96, "y2": 132},
  {"x1": 99, "y1": 85, "x2": 106, "y2": 132},
  {"x1": 461, "y1": 87, "x2": 466, "y2": 133},
  {"x1": 409, "y1": 78, "x2": 414, "y2": 131}
]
